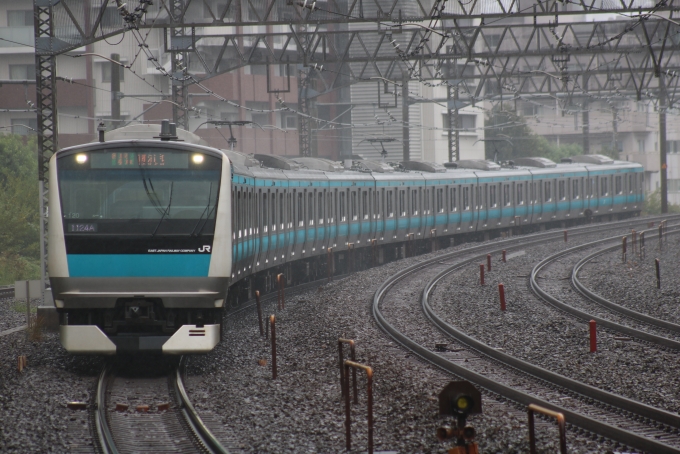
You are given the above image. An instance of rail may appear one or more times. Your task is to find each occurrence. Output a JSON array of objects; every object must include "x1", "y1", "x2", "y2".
[
  {"x1": 371, "y1": 219, "x2": 680, "y2": 454},
  {"x1": 95, "y1": 359, "x2": 230, "y2": 454}
]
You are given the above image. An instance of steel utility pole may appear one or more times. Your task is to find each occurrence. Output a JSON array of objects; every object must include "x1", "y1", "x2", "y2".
[
  {"x1": 111, "y1": 53, "x2": 121, "y2": 128},
  {"x1": 402, "y1": 71, "x2": 410, "y2": 162},
  {"x1": 659, "y1": 73, "x2": 668, "y2": 213}
]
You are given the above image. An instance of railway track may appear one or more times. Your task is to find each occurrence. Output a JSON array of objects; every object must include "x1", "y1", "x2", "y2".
[
  {"x1": 530, "y1": 226, "x2": 680, "y2": 349},
  {"x1": 95, "y1": 357, "x2": 232, "y2": 454},
  {"x1": 0, "y1": 286, "x2": 14, "y2": 299},
  {"x1": 373, "y1": 217, "x2": 680, "y2": 453}
]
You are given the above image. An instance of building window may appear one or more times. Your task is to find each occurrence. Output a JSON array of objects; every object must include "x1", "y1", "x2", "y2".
[
  {"x1": 9, "y1": 64, "x2": 35, "y2": 80},
  {"x1": 11, "y1": 118, "x2": 37, "y2": 135},
  {"x1": 247, "y1": 102, "x2": 270, "y2": 126},
  {"x1": 280, "y1": 112, "x2": 297, "y2": 129},
  {"x1": 7, "y1": 10, "x2": 33, "y2": 27},
  {"x1": 638, "y1": 140, "x2": 645, "y2": 153},
  {"x1": 442, "y1": 114, "x2": 476, "y2": 131}
]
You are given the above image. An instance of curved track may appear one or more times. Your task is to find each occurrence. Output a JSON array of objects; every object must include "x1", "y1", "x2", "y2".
[
  {"x1": 95, "y1": 358, "x2": 230, "y2": 454},
  {"x1": 530, "y1": 226, "x2": 680, "y2": 349},
  {"x1": 373, "y1": 218, "x2": 680, "y2": 454}
]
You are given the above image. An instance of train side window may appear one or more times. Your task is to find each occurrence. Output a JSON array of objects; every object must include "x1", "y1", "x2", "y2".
[
  {"x1": 327, "y1": 191, "x2": 333, "y2": 223},
  {"x1": 490, "y1": 185, "x2": 497, "y2": 208},
  {"x1": 450, "y1": 187, "x2": 457, "y2": 211},
  {"x1": 351, "y1": 191, "x2": 357, "y2": 221},
  {"x1": 387, "y1": 191, "x2": 394, "y2": 217},
  {"x1": 237, "y1": 190, "x2": 242, "y2": 238},
  {"x1": 412, "y1": 189, "x2": 418, "y2": 215},
  {"x1": 261, "y1": 192, "x2": 268, "y2": 233},
  {"x1": 544, "y1": 181, "x2": 552, "y2": 202},
  {"x1": 628, "y1": 174, "x2": 634, "y2": 194},
  {"x1": 572, "y1": 180, "x2": 580, "y2": 199},
  {"x1": 600, "y1": 177, "x2": 608, "y2": 196},
  {"x1": 399, "y1": 190, "x2": 405, "y2": 217},
  {"x1": 340, "y1": 191, "x2": 346, "y2": 222},
  {"x1": 287, "y1": 193, "x2": 292, "y2": 228},
  {"x1": 516, "y1": 184, "x2": 524, "y2": 205},
  {"x1": 437, "y1": 188, "x2": 444, "y2": 213},
  {"x1": 558, "y1": 181, "x2": 565, "y2": 201},
  {"x1": 615, "y1": 176, "x2": 622, "y2": 195},
  {"x1": 362, "y1": 191, "x2": 369, "y2": 220},
  {"x1": 308, "y1": 191, "x2": 314, "y2": 225},
  {"x1": 279, "y1": 193, "x2": 284, "y2": 229},
  {"x1": 269, "y1": 192, "x2": 276, "y2": 232},
  {"x1": 298, "y1": 192, "x2": 304, "y2": 227},
  {"x1": 248, "y1": 191, "x2": 253, "y2": 235},
  {"x1": 424, "y1": 188, "x2": 430, "y2": 213},
  {"x1": 503, "y1": 185, "x2": 510, "y2": 206},
  {"x1": 318, "y1": 192, "x2": 324, "y2": 225},
  {"x1": 463, "y1": 187, "x2": 470, "y2": 210},
  {"x1": 475, "y1": 186, "x2": 481, "y2": 209}
]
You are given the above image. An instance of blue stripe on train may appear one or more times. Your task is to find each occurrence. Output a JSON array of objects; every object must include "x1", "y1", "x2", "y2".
[{"x1": 67, "y1": 254, "x2": 211, "y2": 277}]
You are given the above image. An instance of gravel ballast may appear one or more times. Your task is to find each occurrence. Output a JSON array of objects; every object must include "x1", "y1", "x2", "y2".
[{"x1": 185, "y1": 224, "x2": 656, "y2": 453}]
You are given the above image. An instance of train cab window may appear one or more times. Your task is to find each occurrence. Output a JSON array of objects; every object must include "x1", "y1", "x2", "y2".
[
  {"x1": 544, "y1": 181, "x2": 552, "y2": 202},
  {"x1": 362, "y1": 191, "x2": 369, "y2": 220},
  {"x1": 615, "y1": 176, "x2": 622, "y2": 195},
  {"x1": 318, "y1": 192, "x2": 324, "y2": 225},
  {"x1": 387, "y1": 191, "x2": 394, "y2": 217},
  {"x1": 516, "y1": 184, "x2": 524, "y2": 205},
  {"x1": 558, "y1": 181, "x2": 566, "y2": 201},
  {"x1": 308, "y1": 192, "x2": 314, "y2": 225},
  {"x1": 572, "y1": 180, "x2": 580, "y2": 199},
  {"x1": 437, "y1": 188, "x2": 444, "y2": 213},
  {"x1": 298, "y1": 192, "x2": 304, "y2": 226},
  {"x1": 600, "y1": 177, "x2": 608, "y2": 196},
  {"x1": 450, "y1": 187, "x2": 457, "y2": 211},
  {"x1": 463, "y1": 187, "x2": 470, "y2": 210},
  {"x1": 490, "y1": 186, "x2": 497, "y2": 208},
  {"x1": 340, "y1": 191, "x2": 346, "y2": 222},
  {"x1": 503, "y1": 185, "x2": 510, "y2": 206}
]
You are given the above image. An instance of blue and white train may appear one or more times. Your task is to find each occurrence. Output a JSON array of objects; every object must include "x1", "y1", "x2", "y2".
[{"x1": 48, "y1": 125, "x2": 644, "y2": 354}]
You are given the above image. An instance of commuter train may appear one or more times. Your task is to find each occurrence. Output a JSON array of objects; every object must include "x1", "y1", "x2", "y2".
[{"x1": 48, "y1": 124, "x2": 644, "y2": 354}]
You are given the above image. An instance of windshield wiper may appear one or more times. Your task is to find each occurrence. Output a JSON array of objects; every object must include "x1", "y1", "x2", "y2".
[
  {"x1": 151, "y1": 182, "x2": 174, "y2": 236},
  {"x1": 142, "y1": 172, "x2": 165, "y2": 217},
  {"x1": 189, "y1": 183, "x2": 215, "y2": 237}
]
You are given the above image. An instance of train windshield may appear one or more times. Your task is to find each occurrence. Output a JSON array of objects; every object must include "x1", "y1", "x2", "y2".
[{"x1": 57, "y1": 148, "x2": 222, "y2": 236}]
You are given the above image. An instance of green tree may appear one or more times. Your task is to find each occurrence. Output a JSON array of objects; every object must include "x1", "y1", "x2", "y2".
[
  {"x1": 484, "y1": 108, "x2": 583, "y2": 162},
  {"x1": 643, "y1": 188, "x2": 680, "y2": 215},
  {"x1": 0, "y1": 134, "x2": 40, "y2": 284}
]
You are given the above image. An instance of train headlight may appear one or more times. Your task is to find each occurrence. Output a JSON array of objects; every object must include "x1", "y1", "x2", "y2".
[
  {"x1": 75, "y1": 153, "x2": 88, "y2": 164},
  {"x1": 192, "y1": 154, "x2": 205, "y2": 164}
]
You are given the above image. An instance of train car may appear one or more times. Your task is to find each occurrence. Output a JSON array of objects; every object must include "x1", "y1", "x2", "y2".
[
  {"x1": 49, "y1": 134, "x2": 231, "y2": 354},
  {"x1": 48, "y1": 124, "x2": 643, "y2": 355}
]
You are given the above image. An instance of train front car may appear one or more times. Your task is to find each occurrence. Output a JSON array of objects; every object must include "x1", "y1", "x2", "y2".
[{"x1": 48, "y1": 141, "x2": 232, "y2": 354}]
